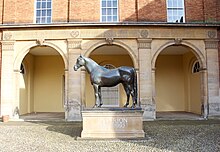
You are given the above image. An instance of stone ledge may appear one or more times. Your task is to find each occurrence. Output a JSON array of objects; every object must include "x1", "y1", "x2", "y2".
[
  {"x1": 82, "y1": 107, "x2": 142, "y2": 112},
  {"x1": 81, "y1": 131, "x2": 145, "y2": 139}
]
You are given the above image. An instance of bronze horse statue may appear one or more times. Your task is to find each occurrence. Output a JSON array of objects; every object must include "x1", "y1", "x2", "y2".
[{"x1": 74, "y1": 55, "x2": 138, "y2": 108}]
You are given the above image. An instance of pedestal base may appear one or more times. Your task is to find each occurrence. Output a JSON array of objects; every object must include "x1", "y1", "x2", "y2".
[{"x1": 81, "y1": 108, "x2": 145, "y2": 138}]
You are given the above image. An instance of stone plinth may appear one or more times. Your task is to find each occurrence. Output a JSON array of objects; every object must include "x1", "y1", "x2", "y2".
[{"x1": 81, "y1": 108, "x2": 145, "y2": 138}]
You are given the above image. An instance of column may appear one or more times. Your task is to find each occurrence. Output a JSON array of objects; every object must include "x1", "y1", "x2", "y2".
[
  {"x1": 205, "y1": 39, "x2": 220, "y2": 116},
  {"x1": 1, "y1": 41, "x2": 17, "y2": 118},
  {"x1": 137, "y1": 39, "x2": 155, "y2": 120},
  {"x1": 64, "y1": 69, "x2": 69, "y2": 119},
  {"x1": 200, "y1": 68, "x2": 208, "y2": 118},
  {"x1": 66, "y1": 39, "x2": 82, "y2": 121}
]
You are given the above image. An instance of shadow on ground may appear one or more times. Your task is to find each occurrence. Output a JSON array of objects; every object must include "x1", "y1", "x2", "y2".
[
  {"x1": 29, "y1": 121, "x2": 83, "y2": 138},
  {"x1": 32, "y1": 119, "x2": 220, "y2": 139},
  {"x1": 1, "y1": 119, "x2": 219, "y2": 151}
]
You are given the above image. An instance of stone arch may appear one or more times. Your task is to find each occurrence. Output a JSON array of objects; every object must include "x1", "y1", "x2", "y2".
[
  {"x1": 14, "y1": 41, "x2": 68, "y2": 71},
  {"x1": 153, "y1": 40, "x2": 207, "y2": 118},
  {"x1": 151, "y1": 40, "x2": 206, "y2": 70},
  {"x1": 83, "y1": 40, "x2": 138, "y2": 69}
]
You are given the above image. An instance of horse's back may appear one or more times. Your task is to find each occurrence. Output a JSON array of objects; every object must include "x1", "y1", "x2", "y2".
[
  {"x1": 118, "y1": 66, "x2": 135, "y2": 75},
  {"x1": 92, "y1": 66, "x2": 136, "y2": 87}
]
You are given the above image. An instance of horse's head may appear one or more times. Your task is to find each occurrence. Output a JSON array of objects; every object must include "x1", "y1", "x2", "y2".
[{"x1": 74, "y1": 55, "x2": 86, "y2": 71}]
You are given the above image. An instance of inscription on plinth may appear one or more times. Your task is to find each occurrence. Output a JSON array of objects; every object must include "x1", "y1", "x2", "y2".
[{"x1": 81, "y1": 108, "x2": 145, "y2": 138}]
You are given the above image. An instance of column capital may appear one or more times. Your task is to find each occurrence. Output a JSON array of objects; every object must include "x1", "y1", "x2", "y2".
[
  {"x1": 205, "y1": 39, "x2": 219, "y2": 49},
  {"x1": 1, "y1": 41, "x2": 15, "y2": 51},
  {"x1": 67, "y1": 39, "x2": 82, "y2": 49},
  {"x1": 137, "y1": 39, "x2": 152, "y2": 49}
]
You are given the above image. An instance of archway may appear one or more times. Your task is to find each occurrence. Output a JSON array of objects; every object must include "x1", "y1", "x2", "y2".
[
  {"x1": 84, "y1": 44, "x2": 135, "y2": 108},
  {"x1": 155, "y1": 44, "x2": 203, "y2": 119},
  {"x1": 18, "y1": 46, "x2": 65, "y2": 120}
]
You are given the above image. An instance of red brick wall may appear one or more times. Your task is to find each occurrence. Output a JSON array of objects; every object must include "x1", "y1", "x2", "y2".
[
  {"x1": 185, "y1": 0, "x2": 204, "y2": 22},
  {"x1": 2, "y1": 0, "x2": 70, "y2": 24},
  {"x1": 53, "y1": 0, "x2": 68, "y2": 22},
  {"x1": 16, "y1": 0, "x2": 34, "y2": 23},
  {"x1": 70, "y1": 0, "x2": 100, "y2": 22},
  {"x1": 204, "y1": 0, "x2": 217, "y2": 22},
  {"x1": 217, "y1": 0, "x2": 220, "y2": 22},
  {"x1": 137, "y1": 0, "x2": 166, "y2": 22},
  {"x1": 3, "y1": 0, "x2": 16, "y2": 24},
  {"x1": 2, "y1": 0, "x2": 34, "y2": 24},
  {"x1": 0, "y1": 0, "x2": 219, "y2": 23},
  {"x1": 120, "y1": 0, "x2": 137, "y2": 21}
]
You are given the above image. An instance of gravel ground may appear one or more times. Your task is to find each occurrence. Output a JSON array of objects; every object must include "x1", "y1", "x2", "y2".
[{"x1": 0, "y1": 120, "x2": 219, "y2": 152}]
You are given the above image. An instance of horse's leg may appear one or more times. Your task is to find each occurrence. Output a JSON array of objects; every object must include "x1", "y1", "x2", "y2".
[
  {"x1": 127, "y1": 84, "x2": 137, "y2": 108},
  {"x1": 123, "y1": 83, "x2": 131, "y2": 107},
  {"x1": 131, "y1": 90, "x2": 136, "y2": 108},
  {"x1": 126, "y1": 84, "x2": 137, "y2": 108},
  {"x1": 98, "y1": 86, "x2": 102, "y2": 107},
  {"x1": 130, "y1": 82, "x2": 137, "y2": 108},
  {"x1": 133, "y1": 70, "x2": 138, "y2": 107},
  {"x1": 93, "y1": 84, "x2": 100, "y2": 108}
]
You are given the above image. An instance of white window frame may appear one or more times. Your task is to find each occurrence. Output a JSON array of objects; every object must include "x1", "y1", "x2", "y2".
[
  {"x1": 34, "y1": 0, "x2": 52, "y2": 24},
  {"x1": 101, "y1": 64, "x2": 120, "y2": 107},
  {"x1": 20, "y1": 63, "x2": 25, "y2": 75},
  {"x1": 100, "y1": 0, "x2": 119, "y2": 22},
  {"x1": 192, "y1": 60, "x2": 200, "y2": 73},
  {"x1": 166, "y1": 0, "x2": 185, "y2": 23}
]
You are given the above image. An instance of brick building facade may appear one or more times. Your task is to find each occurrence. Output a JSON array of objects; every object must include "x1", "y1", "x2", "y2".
[
  {"x1": 0, "y1": 0, "x2": 219, "y2": 23},
  {"x1": 0, "y1": 0, "x2": 219, "y2": 121}
]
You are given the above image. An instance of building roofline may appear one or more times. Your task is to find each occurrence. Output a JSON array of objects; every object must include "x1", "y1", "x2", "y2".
[{"x1": 0, "y1": 22, "x2": 219, "y2": 29}]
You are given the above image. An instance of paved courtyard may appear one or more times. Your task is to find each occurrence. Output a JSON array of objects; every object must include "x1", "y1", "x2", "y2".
[{"x1": 0, "y1": 120, "x2": 219, "y2": 152}]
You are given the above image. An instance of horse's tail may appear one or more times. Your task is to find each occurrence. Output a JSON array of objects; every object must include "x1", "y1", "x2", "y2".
[{"x1": 133, "y1": 68, "x2": 138, "y2": 105}]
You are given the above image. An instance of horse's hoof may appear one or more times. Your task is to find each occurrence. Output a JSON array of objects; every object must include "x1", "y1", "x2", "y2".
[
  {"x1": 97, "y1": 104, "x2": 102, "y2": 108},
  {"x1": 93, "y1": 104, "x2": 98, "y2": 108},
  {"x1": 123, "y1": 104, "x2": 128, "y2": 108},
  {"x1": 131, "y1": 105, "x2": 136, "y2": 108}
]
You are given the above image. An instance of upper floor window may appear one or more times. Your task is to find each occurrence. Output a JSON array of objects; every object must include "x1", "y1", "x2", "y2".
[
  {"x1": 101, "y1": 0, "x2": 118, "y2": 22},
  {"x1": 167, "y1": 0, "x2": 185, "y2": 23},
  {"x1": 35, "y1": 0, "x2": 52, "y2": 24}
]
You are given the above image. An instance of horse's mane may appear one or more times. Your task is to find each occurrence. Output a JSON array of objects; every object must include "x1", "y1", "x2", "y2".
[
  {"x1": 82, "y1": 56, "x2": 109, "y2": 73},
  {"x1": 83, "y1": 56, "x2": 99, "y2": 66}
]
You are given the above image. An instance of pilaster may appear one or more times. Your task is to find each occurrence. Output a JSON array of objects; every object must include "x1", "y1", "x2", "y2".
[
  {"x1": 1, "y1": 41, "x2": 17, "y2": 117},
  {"x1": 137, "y1": 39, "x2": 155, "y2": 120},
  {"x1": 200, "y1": 68, "x2": 208, "y2": 118},
  {"x1": 205, "y1": 39, "x2": 220, "y2": 116},
  {"x1": 66, "y1": 39, "x2": 82, "y2": 121}
]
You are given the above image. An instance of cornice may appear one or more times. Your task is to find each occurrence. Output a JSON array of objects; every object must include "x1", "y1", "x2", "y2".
[{"x1": 0, "y1": 22, "x2": 219, "y2": 30}]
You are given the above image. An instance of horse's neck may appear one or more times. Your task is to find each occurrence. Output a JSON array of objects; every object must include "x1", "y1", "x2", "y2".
[{"x1": 84, "y1": 57, "x2": 100, "y2": 74}]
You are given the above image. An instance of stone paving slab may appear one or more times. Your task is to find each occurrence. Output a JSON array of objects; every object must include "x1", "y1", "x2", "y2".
[{"x1": 0, "y1": 120, "x2": 219, "y2": 152}]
